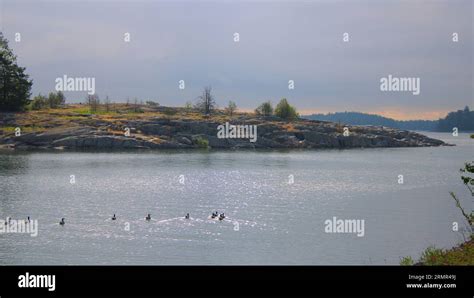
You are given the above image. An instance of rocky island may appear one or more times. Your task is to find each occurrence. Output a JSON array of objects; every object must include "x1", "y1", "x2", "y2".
[{"x1": 0, "y1": 104, "x2": 447, "y2": 151}]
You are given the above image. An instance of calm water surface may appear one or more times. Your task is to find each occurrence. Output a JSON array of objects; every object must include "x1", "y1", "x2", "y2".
[{"x1": 0, "y1": 132, "x2": 472, "y2": 264}]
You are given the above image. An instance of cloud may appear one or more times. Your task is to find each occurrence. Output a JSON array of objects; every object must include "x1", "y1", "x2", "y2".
[{"x1": 2, "y1": 0, "x2": 472, "y2": 119}]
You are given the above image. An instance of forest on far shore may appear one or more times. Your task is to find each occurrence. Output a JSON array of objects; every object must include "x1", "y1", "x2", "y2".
[{"x1": 304, "y1": 107, "x2": 474, "y2": 132}]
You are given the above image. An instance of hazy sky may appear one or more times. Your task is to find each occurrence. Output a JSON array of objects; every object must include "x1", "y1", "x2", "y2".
[{"x1": 1, "y1": 0, "x2": 472, "y2": 119}]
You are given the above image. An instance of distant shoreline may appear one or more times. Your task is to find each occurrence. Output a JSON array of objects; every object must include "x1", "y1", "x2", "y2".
[{"x1": 303, "y1": 108, "x2": 474, "y2": 133}]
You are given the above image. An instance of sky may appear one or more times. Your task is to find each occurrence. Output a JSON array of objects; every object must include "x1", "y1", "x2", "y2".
[{"x1": 0, "y1": 0, "x2": 472, "y2": 120}]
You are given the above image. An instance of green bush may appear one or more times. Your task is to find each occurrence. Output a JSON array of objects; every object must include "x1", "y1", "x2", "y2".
[
  {"x1": 400, "y1": 256, "x2": 414, "y2": 266},
  {"x1": 419, "y1": 246, "x2": 447, "y2": 265},
  {"x1": 274, "y1": 98, "x2": 298, "y2": 120},
  {"x1": 30, "y1": 94, "x2": 48, "y2": 110},
  {"x1": 255, "y1": 101, "x2": 273, "y2": 116},
  {"x1": 195, "y1": 137, "x2": 209, "y2": 148},
  {"x1": 47, "y1": 91, "x2": 65, "y2": 108},
  {"x1": 30, "y1": 91, "x2": 65, "y2": 110}
]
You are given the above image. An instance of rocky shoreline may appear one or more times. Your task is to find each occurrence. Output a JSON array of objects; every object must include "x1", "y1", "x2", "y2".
[{"x1": 0, "y1": 113, "x2": 447, "y2": 150}]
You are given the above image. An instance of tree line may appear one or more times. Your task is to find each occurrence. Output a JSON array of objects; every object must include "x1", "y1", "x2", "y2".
[
  {"x1": 31, "y1": 92, "x2": 66, "y2": 110},
  {"x1": 305, "y1": 108, "x2": 474, "y2": 132},
  {"x1": 437, "y1": 106, "x2": 474, "y2": 132}
]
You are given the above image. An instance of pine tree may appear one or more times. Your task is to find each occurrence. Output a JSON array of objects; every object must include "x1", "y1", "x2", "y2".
[{"x1": 0, "y1": 32, "x2": 33, "y2": 111}]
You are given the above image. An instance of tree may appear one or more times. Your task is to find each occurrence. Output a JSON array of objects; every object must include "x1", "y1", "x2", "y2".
[
  {"x1": 56, "y1": 91, "x2": 65, "y2": 106},
  {"x1": 47, "y1": 91, "x2": 65, "y2": 108},
  {"x1": 0, "y1": 32, "x2": 33, "y2": 111},
  {"x1": 225, "y1": 101, "x2": 237, "y2": 116},
  {"x1": 133, "y1": 97, "x2": 139, "y2": 113},
  {"x1": 86, "y1": 94, "x2": 100, "y2": 113},
  {"x1": 274, "y1": 98, "x2": 298, "y2": 120},
  {"x1": 47, "y1": 92, "x2": 56, "y2": 108},
  {"x1": 104, "y1": 95, "x2": 111, "y2": 112},
  {"x1": 255, "y1": 101, "x2": 273, "y2": 116},
  {"x1": 195, "y1": 86, "x2": 216, "y2": 115},
  {"x1": 31, "y1": 94, "x2": 47, "y2": 110},
  {"x1": 29, "y1": 91, "x2": 64, "y2": 110}
]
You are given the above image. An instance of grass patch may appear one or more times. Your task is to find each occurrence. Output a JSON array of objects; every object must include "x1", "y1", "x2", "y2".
[
  {"x1": 69, "y1": 107, "x2": 121, "y2": 116},
  {"x1": 0, "y1": 125, "x2": 45, "y2": 134},
  {"x1": 69, "y1": 107, "x2": 93, "y2": 115},
  {"x1": 57, "y1": 115, "x2": 89, "y2": 121},
  {"x1": 0, "y1": 126, "x2": 17, "y2": 133},
  {"x1": 401, "y1": 238, "x2": 474, "y2": 265}
]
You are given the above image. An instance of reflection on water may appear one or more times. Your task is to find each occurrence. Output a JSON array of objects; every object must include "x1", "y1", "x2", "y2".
[{"x1": 0, "y1": 132, "x2": 472, "y2": 265}]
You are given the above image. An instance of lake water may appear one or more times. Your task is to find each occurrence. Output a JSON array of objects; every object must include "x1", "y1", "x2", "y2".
[{"x1": 0, "y1": 132, "x2": 472, "y2": 265}]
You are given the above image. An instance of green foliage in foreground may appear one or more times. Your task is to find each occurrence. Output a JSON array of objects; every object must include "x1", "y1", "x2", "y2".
[
  {"x1": 400, "y1": 238, "x2": 474, "y2": 266},
  {"x1": 399, "y1": 256, "x2": 414, "y2": 266},
  {"x1": 401, "y1": 161, "x2": 474, "y2": 265},
  {"x1": 452, "y1": 161, "x2": 474, "y2": 226},
  {"x1": 419, "y1": 246, "x2": 446, "y2": 265},
  {"x1": 420, "y1": 241, "x2": 474, "y2": 265}
]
